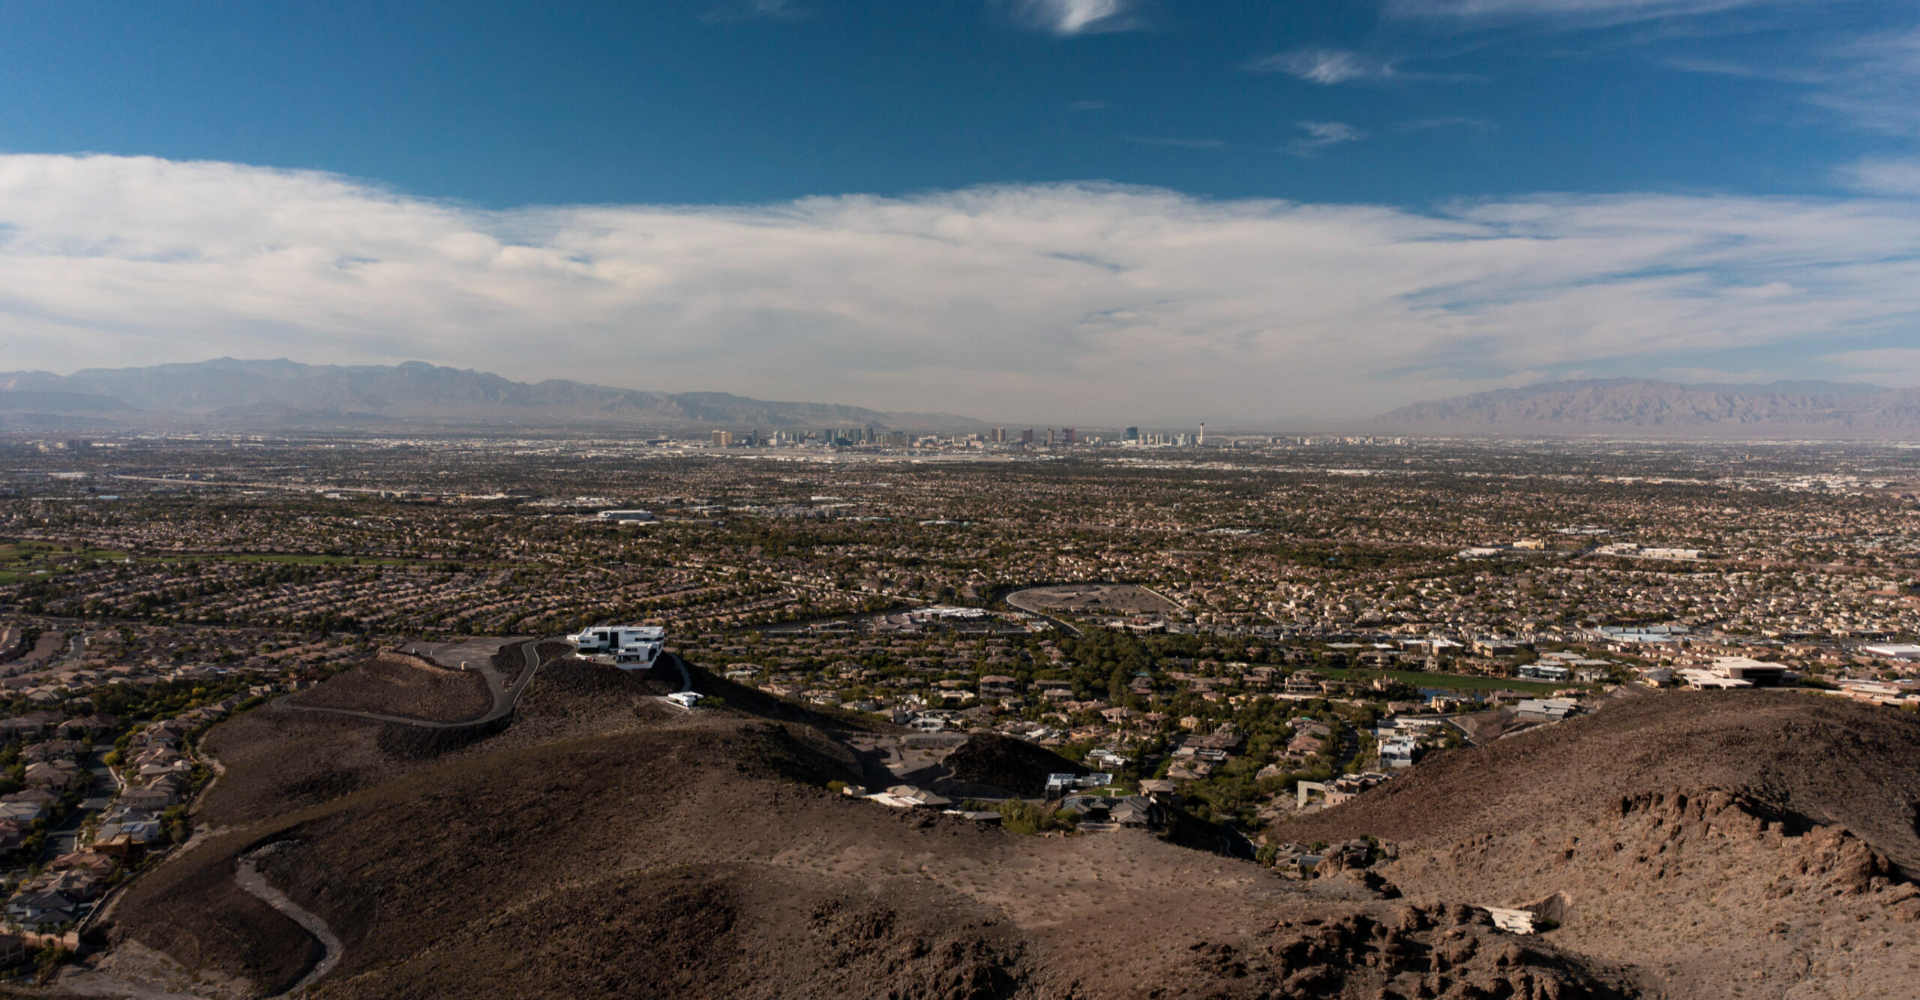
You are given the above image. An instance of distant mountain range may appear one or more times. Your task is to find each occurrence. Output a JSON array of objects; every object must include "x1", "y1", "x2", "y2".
[
  {"x1": 0, "y1": 359, "x2": 984, "y2": 432},
  {"x1": 1373, "y1": 378, "x2": 1920, "y2": 438}
]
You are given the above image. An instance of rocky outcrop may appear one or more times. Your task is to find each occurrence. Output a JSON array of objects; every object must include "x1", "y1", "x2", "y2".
[{"x1": 1172, "y1": 904, "x2": 1639, "y2": 1000}]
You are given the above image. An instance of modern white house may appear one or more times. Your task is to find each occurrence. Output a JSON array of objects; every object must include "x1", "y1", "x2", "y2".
[{"x1": 565, "y1": 625, "x2": 665, "y2": 670}]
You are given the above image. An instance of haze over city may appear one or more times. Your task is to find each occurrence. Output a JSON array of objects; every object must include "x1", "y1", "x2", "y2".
[{"x1": 3, "y1": 0, "x2": 1918, "y2": 422}]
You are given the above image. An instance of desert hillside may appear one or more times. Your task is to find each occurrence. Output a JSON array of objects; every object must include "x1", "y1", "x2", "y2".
[
  {"x1": 1278, "y1": 691, "x2": 1920, "y2": 1000},
  {"x1": 78, "y1": 654, "x2": 1641, "y2": 1000}
]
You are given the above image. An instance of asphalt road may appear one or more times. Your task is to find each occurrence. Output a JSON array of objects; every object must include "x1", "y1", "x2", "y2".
[
  {"x1": 37, "y1": 745, "x2": 118, "y2": 864},
  {"x1": 272, "y1": 637, "x2": 547, "y2": 729},
  {"x1": 273, "y1": 640, "x2": 697, "y2": 726}
]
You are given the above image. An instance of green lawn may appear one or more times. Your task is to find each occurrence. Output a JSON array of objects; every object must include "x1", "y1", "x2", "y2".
[
  {"x1": 1316, "y1": 666, "x2": 1585, "y2": 695},
  {"x1": 0, "y1": 541, "x2": 132, "y2": 582},
  {"x1": 0, "y1": 542, "x2": 129, "y2": 563}
]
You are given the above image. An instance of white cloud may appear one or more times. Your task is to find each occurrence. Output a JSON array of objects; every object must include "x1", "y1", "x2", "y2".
[
  {"x1": 702, "y1": 0, "x2": 809, "y2": 22},
  {"x1": 2, "y1": 155, "x2": 1920, "y2": 423},
  {"x1": 1246, "y1": 48, "x2": 1476, "y2": 86},
  {"x1": 1285, "y1": 121, "x2": 1367, "y2": 156},
  {"x1": 1249, "y1": 49, "x2": 1396, "y2": 84},
  {"x1": 1389, "y1": 0, "x2": 1786, "y2": 29},
  {"x1": 1123, "y1": 136, "x2": 1227, "y2": 149},
  {"x1": 1396, "y1": 116, "x2": 1496, "y2": 132},
  {"x1": 1009, "y1": 0, "x2": 1133, "y2": 36},
  {"x1": 1835, "y1": 158, "x2": 1920, "y2": 196},
  {"x1": 1665, "y1": 27, "x2": 1920, "y2": 136},
  {"x1": 1660, "y1": 56, "x2": 1826, "y2": 84},
  {"x1": 1806, "y1": 27, "x2": 1920, "y2": 136},
  {"x1": 1815, "y1": 348, "x2": 1920, "y2": 385}
]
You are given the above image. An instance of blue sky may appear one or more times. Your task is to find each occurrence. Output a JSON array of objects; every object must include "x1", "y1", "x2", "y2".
[
  {"x1": 4, "y1": 0, "x2": 1909, "y2": 205},
  {"x1": 0, "y1": 0, "x2": 1916, "y2": 422}
]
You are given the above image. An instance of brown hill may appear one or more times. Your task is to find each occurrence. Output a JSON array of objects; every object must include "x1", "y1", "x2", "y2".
[
  {"x1": 282, "y1": 652, "x2": 491, "y2": 722},
  {"x1": 1277, "y1": 691, "x2": 1920, "y2": 999},
  {"x1": 80, "y1": 655, "x2": 1641, "y2": 1000},
  {"x1": 944, "y1": 732, "x2": 1089, "y2": 796}
]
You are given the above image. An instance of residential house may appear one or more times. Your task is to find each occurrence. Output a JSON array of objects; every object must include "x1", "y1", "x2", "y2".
[
  {"x1": 866, "y1": 785, "x2": 952, "y2": 809},
  {"x1": 1058, "y1": 794, "x2": 1163, "y2": 830},
  {"x1": 49, "y1": 852, "x2": 116, "y2": 878},
  {"x1": 4, "y1": 890, "x2": 75, "y2": 929},
  {"x1": 55, "y1": 714, "x2": 120, "y2": 741},
  {"x1": 977, "y1": 675, "x2": 1018, "y2": 697},
  {"x1": 21, "y1": 870, "x2": 100, "y2": 902},
  {"x1": 22, "y1": 760, "x2": 82, "y2": 790},
  {"x1": 116, "y1": 786, "x2": 179, "y2": 812}
]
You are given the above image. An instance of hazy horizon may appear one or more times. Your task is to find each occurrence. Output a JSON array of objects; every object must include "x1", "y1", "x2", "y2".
[{"x1": 2, "y1": 1, "x2": 1917, "y2": 424}]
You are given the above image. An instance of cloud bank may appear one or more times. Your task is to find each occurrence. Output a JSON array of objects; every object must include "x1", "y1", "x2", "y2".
[{"x1": 1, "y1": 154, "x2": 1918, "y2": 423}]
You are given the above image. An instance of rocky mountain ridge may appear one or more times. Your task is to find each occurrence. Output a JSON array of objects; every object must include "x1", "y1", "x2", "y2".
[
  {"x1": 0, "y1": 358, "x2": 984, "y2": 431},
  {"x1": 1374, "y1": 379, "x2": 1920, "y2": 437}
]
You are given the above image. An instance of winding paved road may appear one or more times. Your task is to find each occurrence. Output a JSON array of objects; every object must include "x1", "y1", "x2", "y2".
[
  {"x1": 234, "y1": 853, "x2": 341, "y2": 997},
  {"x1": 271, "y1": 637, "x2": 548, "y2": 728},
  {"x1": 75, "y1": 639, "x2": 688, "y2": 997},
  {"x1": 272, "y1": 640, "x2": 696, "y2": 726}
]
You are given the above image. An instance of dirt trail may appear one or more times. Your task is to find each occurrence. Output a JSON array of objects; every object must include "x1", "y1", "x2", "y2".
[{"x1": 233, "y1": 853, "x2": 341, "y2": 996}]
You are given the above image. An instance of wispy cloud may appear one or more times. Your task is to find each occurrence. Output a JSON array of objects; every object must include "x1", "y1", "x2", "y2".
[
  {"x1": 1244, "y1": 48, "x2": 1397, "y2": 83},
  {"x1": 702, "y1": 0, "x2": 809, "y2": 23},
  {"x1": 1835, "y1": 157, "x2": 1920, "y2": 196},
  {"x1": 1806, "y1": 27, "x2": 1920, "y2": 136},
  {"x1": 1124, "y1": 136, "x2": 1227, "y2": 149},
  {"x1": 1285, "y1": 121, "x2": 1366, "y2": 156},
  {"x1": 1814, "y1": 347, "x2": 1920, "y2": 386},
  {"x1": 1662, "y1": 26, "x2": 1920, "y2": 136},
  {"x1": 1249, "y1": 48, "x2": 1398, "y2": 84},
  {"x1": 1067, "y1": 100, "x2": 1111, "y2": 111},
  {"x1": 1246, "y1": 47, "x2": 1477, "y2": 86},
  {"x1": 1661, "y1": 55, "x2": 1826, "y2": 84},
  {"x1": 1008, "y1": 0, "x2": 1136, "y2": 36},
  {"x1": 1388, "y1": 0, "x2": 1786, "y2": 31},
  {"x1": 5, "y1": 155, "x2": 1920, "y2": 420},
  {"x1": 1396, "y1": 116, "x2": 1496, "y2": 133}
]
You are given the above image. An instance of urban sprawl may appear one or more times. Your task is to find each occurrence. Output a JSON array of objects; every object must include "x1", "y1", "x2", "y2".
[{"x1": 0, "y1": 429, "x2": 1916, "y2": 967}]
